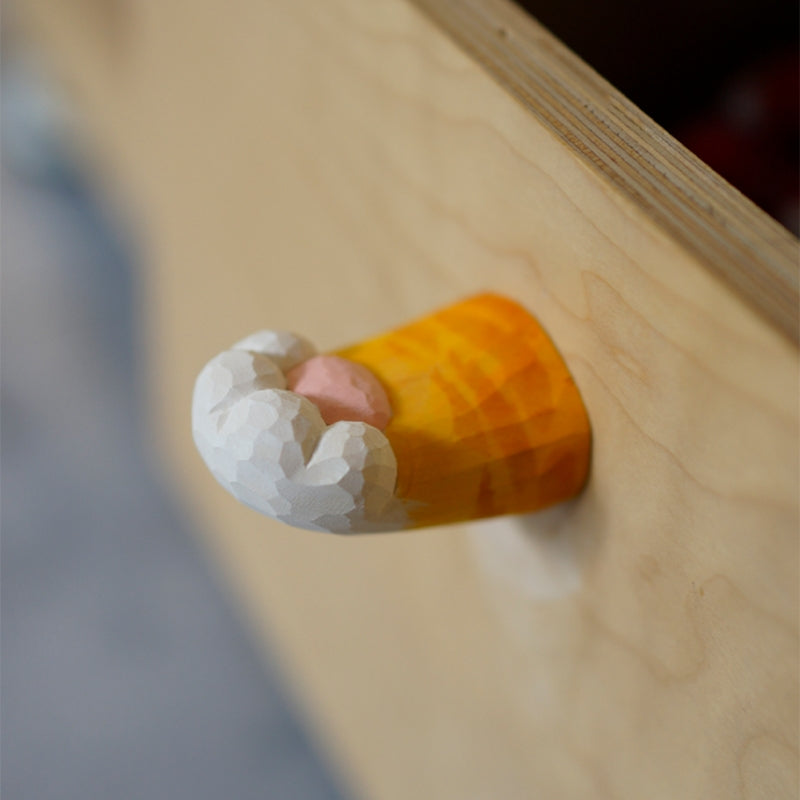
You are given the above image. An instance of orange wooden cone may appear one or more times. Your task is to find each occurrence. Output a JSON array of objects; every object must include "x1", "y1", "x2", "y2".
[{"x1": 336, "y1": 293, "x2": 591, "y2": 528}]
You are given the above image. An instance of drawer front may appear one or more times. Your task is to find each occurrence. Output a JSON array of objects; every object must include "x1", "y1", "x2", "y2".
[{"x1": 21, "y1": 0, "x2": 799, "y2": 797}]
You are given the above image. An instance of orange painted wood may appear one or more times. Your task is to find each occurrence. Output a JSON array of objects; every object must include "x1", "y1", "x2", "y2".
[{"x1": 337, "y1": 294, "x2": 591, "y2": 527}]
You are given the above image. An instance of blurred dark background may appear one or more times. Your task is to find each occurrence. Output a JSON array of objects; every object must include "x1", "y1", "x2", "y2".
[{"x1": 524, "y1": 0, "x2": 799, "y2": 233}]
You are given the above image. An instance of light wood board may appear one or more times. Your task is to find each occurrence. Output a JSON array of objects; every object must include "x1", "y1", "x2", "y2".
[{"x1": 17, "y1": 0, "x2": 800, "y2": 797}]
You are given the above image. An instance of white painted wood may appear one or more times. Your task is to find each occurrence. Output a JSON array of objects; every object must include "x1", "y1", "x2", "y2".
[{"x1": 192, "y1": 332, "x2": 402, "y2": 533}]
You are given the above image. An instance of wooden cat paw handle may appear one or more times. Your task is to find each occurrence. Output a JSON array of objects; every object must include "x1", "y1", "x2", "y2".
[{"x1": 192, "y1": 294, "x2": 591, "y2": 533}]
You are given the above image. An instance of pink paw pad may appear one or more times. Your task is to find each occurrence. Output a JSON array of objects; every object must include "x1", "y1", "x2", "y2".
[{"x1": 286, "y1": 355, "x2": 392, "y2": 431}]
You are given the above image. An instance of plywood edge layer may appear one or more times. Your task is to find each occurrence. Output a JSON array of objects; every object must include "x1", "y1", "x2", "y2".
[{"x1": 412, "y1": 0, "x2": 800, "y2": 344}]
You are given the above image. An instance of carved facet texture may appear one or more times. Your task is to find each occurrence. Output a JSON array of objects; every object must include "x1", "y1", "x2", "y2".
[
  {"x1": 192, "y1": 296, "x2": 591, "y2": 533},
  {"x1": 287, "y1": 355, "x2": 392, "y2": 430},
  {"x1": 192, "y1": 333, "x2": 402, "y2": 533},
  {"x1": 337, "y1": 294, "x2": 592, "y2": 528}
]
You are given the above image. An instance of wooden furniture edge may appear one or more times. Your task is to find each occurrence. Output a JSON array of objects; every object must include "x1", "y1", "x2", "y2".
[
  {"x1": 412, "y1": 0, "x2": 800, "y2": 345},
  {"x1": 18, "y1": 0, "x2": 799, "y2": 345}
]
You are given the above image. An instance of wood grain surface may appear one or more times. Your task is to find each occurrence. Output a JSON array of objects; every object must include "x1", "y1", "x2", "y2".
[
  {"x1": 414, "y1": 0, "x2": 799, "y2": 345},
  {"x1": 17, "y1": 0, "x2": 799, "y2": 798}
]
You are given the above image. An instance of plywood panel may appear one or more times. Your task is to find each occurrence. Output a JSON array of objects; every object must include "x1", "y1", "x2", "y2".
[{"x1": 17, "y1": 0, "x2": 799, "y2": 797}]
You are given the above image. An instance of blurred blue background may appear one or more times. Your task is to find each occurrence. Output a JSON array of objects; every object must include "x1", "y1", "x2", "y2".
[{"x1": 1, "y1": 49, "x2": 351, "y2": 800}]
